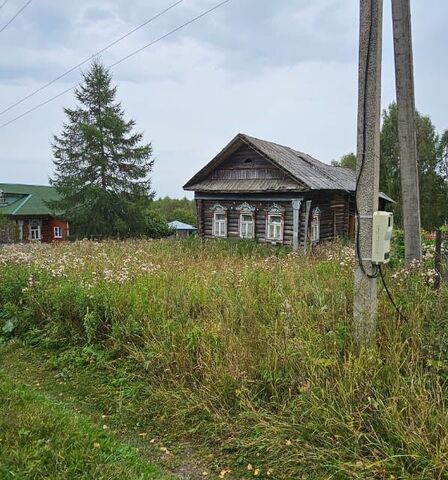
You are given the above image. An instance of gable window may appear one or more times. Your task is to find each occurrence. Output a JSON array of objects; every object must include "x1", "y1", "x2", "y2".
[
  {"x1": 54, "y1": 226, "x2": 63, "y2": 239},
  {"x1": 311, "y1": 207, "x2": 321, "y2": 243},
  {"x1": 29, "y1": 220, "x2": 41, "y2": 241}
]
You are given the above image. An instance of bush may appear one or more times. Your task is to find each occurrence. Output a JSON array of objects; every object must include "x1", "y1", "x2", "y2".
[
  {"x1": 0, "y1": 239, "x2": 447, "y2": 479},
  {"x1": 144, "y1": 210, "x2": 172, "y2": 238},
  {"x1": 0, "y1": 214, "x2": 19, "y2": 244}
]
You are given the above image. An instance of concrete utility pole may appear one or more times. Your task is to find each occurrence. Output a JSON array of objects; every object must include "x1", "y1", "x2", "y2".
[
  {"x1": 353, "y1": 0, "x2": 383, "y2": 346},
  {"x1": 392, "y1": 0, "x2": 422, "y2": 263}
]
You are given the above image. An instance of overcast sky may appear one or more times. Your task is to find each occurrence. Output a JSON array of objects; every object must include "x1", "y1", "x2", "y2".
[{"x1": 0, "y1": 0, "x2": 446, "y2": 198}]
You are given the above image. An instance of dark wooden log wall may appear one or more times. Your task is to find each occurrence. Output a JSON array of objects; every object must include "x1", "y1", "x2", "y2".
[
  {"x1": 198, "y1": 199, "x2": 294, "y2": 245},
  {"x1": 195, "y1": 191, "x2": 355, "y2": 247}
]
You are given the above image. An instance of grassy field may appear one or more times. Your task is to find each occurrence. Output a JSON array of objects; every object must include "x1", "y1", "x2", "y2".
[
  {"x1": 0, "y1": 238, "x2": 447, "y2": 479},
  {"x1": 0, "y1": 369, "x2": 172, "y2": 480}
]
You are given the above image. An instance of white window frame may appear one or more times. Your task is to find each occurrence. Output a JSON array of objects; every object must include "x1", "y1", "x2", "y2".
[
  {"x1": 29, "y1": 221, "x2": 41, "y2": 241},
  {"x1": 213, "y1": 212, "x2": 227, "y2": 237},
  {"x1": 211, "y1": 204, "x2": 228, "y2": 238},
  {"x1": 239, "y1": 212, "x2": 255, "y2": 239},
  {"x1": 237, "y1": 202, "x2": 256, "y2": 239},
  {"x1": 53, "y1": 226, "x2": 63, "y2": 239},
  {"x1": 266, "y1": 213, "x2": 284, "y2": 242},
  {"x1": 311, "y1": 207, "x2": 321, "y2": 243}
]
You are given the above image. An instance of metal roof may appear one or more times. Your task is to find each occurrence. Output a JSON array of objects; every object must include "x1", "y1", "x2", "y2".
[
  {"x1": 0, "y1": 183, "x2": 61, "y2": 217},
  {"x1": 168, "y1": 220, "x2": 197, "y2": 230},
  {"x1": 188, "y1": 178, "x2": 305, "y2": 193},
  {"x1": 184, "y1": 134, "x2": 394, "y2": 202}
]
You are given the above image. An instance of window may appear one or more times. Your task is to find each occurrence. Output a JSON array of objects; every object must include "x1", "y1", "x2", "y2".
[
  {"x1": 54, "y1": 226, "x2": 63, "y2": 239},
  {"x1": 240, "y1": 213, "x2": 254, "y2": 239},
  {"x1": 237, "y1": 202, "x2": 256, "y2": 239},
  {"x1": 213, "y1": 212, "x2": 227, "y2": 237},
  {"x1": 29, "y1": 221, "x2": 41, "y2": 241},
  {"x1": 0, "y1": 190, "x2": 6, "y2": 205},
  {"x1": 267, "y1": 214, "x2": 283, "y2": 241},
  {"x1": 311, "y1": 207, "x2": 321, "y2": 243}
]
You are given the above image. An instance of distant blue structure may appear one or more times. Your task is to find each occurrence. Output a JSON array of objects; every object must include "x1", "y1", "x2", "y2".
[{"x1": 168, "y1": 220, "x2": 197, "y2": 237}]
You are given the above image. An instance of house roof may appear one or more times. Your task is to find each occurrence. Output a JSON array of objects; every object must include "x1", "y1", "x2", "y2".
[
  {"x1": 168, "y1": 220, "x2": 197, "y2": 230},
  {"x1": 0, "y1": 183, "x2": 61, "y2": 217},
  {"x1": 184, "y1": 133, "x2": 394, "y2": 202}
]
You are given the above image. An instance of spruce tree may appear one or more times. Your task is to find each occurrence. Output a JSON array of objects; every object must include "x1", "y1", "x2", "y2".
[{"x1": 50, "y1": 60, "x2": 154, "y2": 238}]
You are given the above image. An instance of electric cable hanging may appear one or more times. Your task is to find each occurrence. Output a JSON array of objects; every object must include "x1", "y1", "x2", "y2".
[
  {"x1": 0, "y1": 0, "x2": 33, "y2": 35},
  {"x1": 0, "y1": 0, "x2": 11, "y2": 11},
  {"x1": 0, "y1": 0, "x2": 232, "y2": 130},
  {"x1": 355, "y1": 0, "x2": 408, "y2": 321},
  {"x1": 0, "y1": 0, "x2": 184, "y2": 117},
  {"x1": 355, "y1": 0, "x2": 379, "y2": 279}
]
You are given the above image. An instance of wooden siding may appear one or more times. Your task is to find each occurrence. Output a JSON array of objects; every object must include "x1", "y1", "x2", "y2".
[
  {"x1": 209, "y1": 145, "x2": 290, "y2": 181},
  {"x1": 195, "y1": 191, "x2": 355, "y2": 248}
]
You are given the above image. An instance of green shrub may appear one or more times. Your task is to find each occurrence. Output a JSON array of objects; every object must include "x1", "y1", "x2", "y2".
[{"x1": 0, "y1": 239, "x2": 447, "y2": 479}]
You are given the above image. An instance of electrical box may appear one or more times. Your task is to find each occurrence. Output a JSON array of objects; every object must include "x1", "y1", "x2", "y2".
[{"x1": 371, "y1": 211, "x2": 393, "y2": 264}]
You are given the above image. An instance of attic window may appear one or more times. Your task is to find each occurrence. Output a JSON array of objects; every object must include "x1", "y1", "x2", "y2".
[{"x1": 244, "y1": 158, "x2": 253, "y2": 164}]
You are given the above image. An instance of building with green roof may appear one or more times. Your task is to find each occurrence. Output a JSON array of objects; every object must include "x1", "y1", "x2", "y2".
[{"x1": 0, "y1": 183, "x2": 68, "y2": 242}]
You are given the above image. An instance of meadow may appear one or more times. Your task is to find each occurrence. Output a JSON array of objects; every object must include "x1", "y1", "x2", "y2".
[{"x1": 0, "y1": 238, "x2": 447, "y2": 479}]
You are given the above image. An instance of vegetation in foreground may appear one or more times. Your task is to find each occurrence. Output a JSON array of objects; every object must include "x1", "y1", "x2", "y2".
[
  {"x1": 0, "y1": 238, "x2": 447, "y2": 479},
  {"x1": 0, "y1": 372, "x2": 172, "y2": 480}
]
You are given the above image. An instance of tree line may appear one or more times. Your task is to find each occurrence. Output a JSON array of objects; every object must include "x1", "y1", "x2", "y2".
[{"x1": 333, "y1": 103, "x2": 448, "y2": 230}]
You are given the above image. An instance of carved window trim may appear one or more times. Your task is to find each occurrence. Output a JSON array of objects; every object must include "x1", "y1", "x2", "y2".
[
  {"x1": 311, "y1": 207, "x2": 321, "y2": 243},
  {"x1": 265, "y1": 203, "x2": 285, "y2": 215},
  {"x1": 211, "y1": 204, "x2": 227, "y2": 238}
]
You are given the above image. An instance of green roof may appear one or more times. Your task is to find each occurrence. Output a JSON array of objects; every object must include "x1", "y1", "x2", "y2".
[{"x1": 0, "y1": 183, "x2": 61, "y2": 217}]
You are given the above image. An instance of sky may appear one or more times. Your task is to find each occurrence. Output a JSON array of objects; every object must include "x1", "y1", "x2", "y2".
[{"x1": 0, "y1": 0, "x2": 446, "y2": 198}]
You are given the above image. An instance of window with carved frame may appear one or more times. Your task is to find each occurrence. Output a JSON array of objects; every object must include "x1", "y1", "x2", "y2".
[
  {"x1": 211, "y1": 204, "x2": 227, "y2": 237},
  {"x1": 237, "y1": 202, "x2": 255, "y2": 239},
  {"x1": 266, "y1": 204, "x2": 284, "y2": 242},
  {"x1": 311, "y1": 207, "x2": 321, "y2": 242}
]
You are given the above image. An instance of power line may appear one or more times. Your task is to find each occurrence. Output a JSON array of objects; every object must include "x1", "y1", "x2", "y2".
[
  {"x1": 0, "y1": 0, "x2": 184, "y2": 117},
  {"x1": 0, "y1": 0, "x2": 33, "y2": 34},
  {"x1": 0, "y1": 0, "x2": 231, "y2": 130},
  {"x1": 0, "y1": 0, "x2": 11, "y2": 11}
]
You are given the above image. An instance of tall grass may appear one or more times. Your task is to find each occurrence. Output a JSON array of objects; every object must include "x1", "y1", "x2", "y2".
[{"x1": 0, "y1": 238, "x2": 447, "y2": 479}]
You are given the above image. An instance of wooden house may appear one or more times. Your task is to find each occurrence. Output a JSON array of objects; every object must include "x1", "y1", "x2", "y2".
[
  {"x1": 183, "y1": 134, "x2": 392, "y2": 249},
  {"x1": 0, "y1": 183, "x2": 69, "y2": 243}
]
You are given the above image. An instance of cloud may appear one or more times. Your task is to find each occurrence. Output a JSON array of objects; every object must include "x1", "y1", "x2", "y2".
[{"x1": 0, "y1": 0, "x2": 447, "y2": 198}]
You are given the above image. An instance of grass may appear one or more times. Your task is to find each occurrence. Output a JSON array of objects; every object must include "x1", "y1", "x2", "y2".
[
  {"x1": 0, "y1": 238, "x2": 447, "y2": 479},
  {"x1": 0, "y1": 368, "x2": 172, "y2": 480}
]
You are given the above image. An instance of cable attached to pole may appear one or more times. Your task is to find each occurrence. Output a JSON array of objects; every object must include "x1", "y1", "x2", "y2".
[
  {"x1": 378, "y1": 264, "x2": 409, "y2": 322},
  {"x1": 355, "y1": 0, "x2": 379, "y2": 280}
]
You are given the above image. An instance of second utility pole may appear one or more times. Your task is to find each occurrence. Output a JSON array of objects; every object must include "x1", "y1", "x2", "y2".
[
  {"x1": 392, "y1": 0, "x2": 422, "y2": 263},
  {"x1": 353, "y1": 0, "x2": 383, "y2": 346}
]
